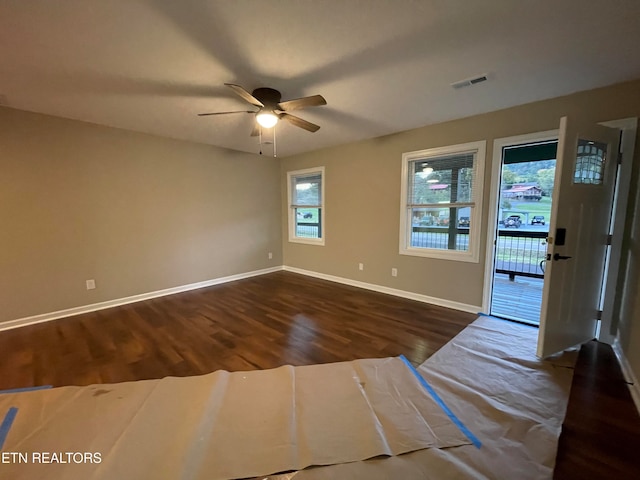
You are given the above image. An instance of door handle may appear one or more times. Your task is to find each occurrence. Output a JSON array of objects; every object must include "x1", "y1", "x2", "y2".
[{"x1": 553, "y1": 253, "x2": 572, "y2": 261}]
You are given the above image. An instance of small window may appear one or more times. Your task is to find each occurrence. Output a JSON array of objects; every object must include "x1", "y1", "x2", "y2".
[
  {"x1": 287, "y1": 167, "x2": 325, "y2": 245},
  {"x1": 399, "y1": 141, "x2": 486, "y2": 262},
  {"x1": 574, "y1": 140, "x2": 606, "y2": 185}
]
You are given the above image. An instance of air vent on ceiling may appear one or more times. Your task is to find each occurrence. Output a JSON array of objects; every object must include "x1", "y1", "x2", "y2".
[{"x1": 451, "y1": 74, "x2": 489, "y2": 89}]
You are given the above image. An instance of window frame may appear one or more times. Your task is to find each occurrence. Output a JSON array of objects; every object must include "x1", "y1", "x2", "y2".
[
  {"x1": 287, "y1": 166, "x2": 325, "y2": 246},
  {"x1": 399, "y1": 141, "x2": 486, "y2": 262}
]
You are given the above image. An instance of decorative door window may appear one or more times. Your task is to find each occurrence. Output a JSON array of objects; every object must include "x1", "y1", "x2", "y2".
[{"x1": 574, "y1": 140, "x2": 606, "y2": 185}]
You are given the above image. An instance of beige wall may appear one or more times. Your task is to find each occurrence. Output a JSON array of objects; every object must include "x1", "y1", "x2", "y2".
[
  {"x1": 280, "y1": 79, "x2": 640, "y2": 374},
  {"x1": 0, "y1": 107, "x2": 282, "y2": 324}
]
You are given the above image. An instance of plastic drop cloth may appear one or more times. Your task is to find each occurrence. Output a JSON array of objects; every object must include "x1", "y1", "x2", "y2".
[
  {"x1": 268, "y1": 315, "x2": 577, "y2": 480},
  {"x1": 0, "y1": 356, "x2": 470, "y2": 479}
]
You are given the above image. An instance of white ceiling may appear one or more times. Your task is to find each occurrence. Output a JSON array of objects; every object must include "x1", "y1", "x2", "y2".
[{"x1": 2, "y1": 0, "x2": 640, "y2": 157}]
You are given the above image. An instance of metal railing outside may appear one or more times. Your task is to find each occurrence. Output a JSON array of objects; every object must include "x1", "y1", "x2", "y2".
[
  {"x1": 495, "y1": 230, "x2": 547, "y2": 279},
  {"x1": 296, "y1": 222, "x2": 321, "y2": 238},
  {"x1": 409, "y1": 226, "x2": 547, "y2": 279},
  {"x1": 410, "y1": 226, "x2": 470, "y2": 251}
]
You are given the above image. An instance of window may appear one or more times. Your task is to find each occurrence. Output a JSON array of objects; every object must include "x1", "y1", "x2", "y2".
[
  {"x1": 399, "y1": 141, "x2": 485, "y2": 262},
  {"x1": 574, "y1": 139, "x2": 606, "y2": 185},
  {"x1": 288, "y1": 167, "x2": 325, "y2": 245}
]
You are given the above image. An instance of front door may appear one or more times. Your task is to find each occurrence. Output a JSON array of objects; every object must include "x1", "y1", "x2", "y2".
[{"x1": 537, "y1": 116, "x2": 619, "y2": 358}]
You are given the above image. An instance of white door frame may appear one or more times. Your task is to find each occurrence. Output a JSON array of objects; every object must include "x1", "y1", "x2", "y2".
[
  {"x1": 482, "y1": 130, "x2": 558, "y2": 315},
  {"x1": 598, "y1": 118, "x2": 637, "y2": 344},
  {"x1": 482, "y1": 118, "x2": 637, "y2": 346}
]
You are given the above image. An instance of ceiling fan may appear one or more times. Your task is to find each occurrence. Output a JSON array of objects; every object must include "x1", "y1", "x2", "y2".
[{"x1": 198, "y1": 83, "x2": 326, "y2": 136}]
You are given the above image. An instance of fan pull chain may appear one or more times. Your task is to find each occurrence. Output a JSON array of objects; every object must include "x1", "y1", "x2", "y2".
[
  {"x1": 273, "y1": 125, "x2": 277, "y2": 157},
  {"x1": 258, "y1": 126, "x2": 263, "y2": 155}
]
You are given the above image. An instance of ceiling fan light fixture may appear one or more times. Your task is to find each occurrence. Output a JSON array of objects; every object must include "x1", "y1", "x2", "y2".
[{"x1": 256, "y1": 111, "x2": 279, "y2": 128}]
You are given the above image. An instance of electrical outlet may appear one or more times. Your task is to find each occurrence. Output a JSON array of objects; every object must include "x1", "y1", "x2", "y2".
[
  {"x1": 391, "y1": 268, "x2": 398, "y2": 277},
  {"x1": 358, "y1": 263, "x2": 364, "y2": 271},
  {"x1": 268, "y1": 252, "x2": 273, "y2": 260},
  {"x1": 86, "y1": 279, "x2": 96, "y2": 290}
]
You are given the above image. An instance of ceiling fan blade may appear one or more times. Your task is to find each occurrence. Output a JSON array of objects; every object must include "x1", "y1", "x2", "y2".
[
  {"x1": 225, "y1": 83, "x2": 264, "y2": 108},
  {"x1": 197, "y1": 110, "x2": 254, "y2": 116},
  {"x1": 250, "y1": 123, "x2": 260, "y2": 137},
  {"x1": 278, "y1": 94, "x2": 327, "y2": 112},
  {"x1": 280, "y1": 113, "x2": 321, "y2": 132}
]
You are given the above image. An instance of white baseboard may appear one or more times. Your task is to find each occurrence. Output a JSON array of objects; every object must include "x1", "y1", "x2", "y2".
[
  {"x1": 613, "y1": 337, "x2": 640, "y2": 415},
  {"x1": 0, "y1": 266, "x2": 284, "y2": 332},
  {"x1": 1, "y1": 265, "x2": 480, "y2": 333},
  {"x1": 283, "y1": 266, "x2": 481, "y2": 314}
]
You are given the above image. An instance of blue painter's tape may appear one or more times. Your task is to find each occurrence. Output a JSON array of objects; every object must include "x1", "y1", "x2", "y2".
[
  {"x1": 0, "y1": 407, "x2": 18, "y2": 450},
  {"x1": 399, "y1": 355, "x2": 482, "y2": 449},
  {"x1": 0, "y1": 385, "x2": 52, "y2": 395}
]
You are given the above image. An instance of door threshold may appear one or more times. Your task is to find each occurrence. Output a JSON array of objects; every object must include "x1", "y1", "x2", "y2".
[{"x1": 488, "y1": 313, "x2": 540, "y2": 328}]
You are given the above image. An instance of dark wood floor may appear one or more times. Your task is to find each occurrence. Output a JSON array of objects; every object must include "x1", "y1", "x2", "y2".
[
  {"x1": 0, "y1": 271, "x2": 474, "y2": 389},
  {"x1": 554, "y1": 340, "x2": 640, "y2": 479},
  {"x1": 1, "y1": 271, "x2": 639, "y2": 477}
]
